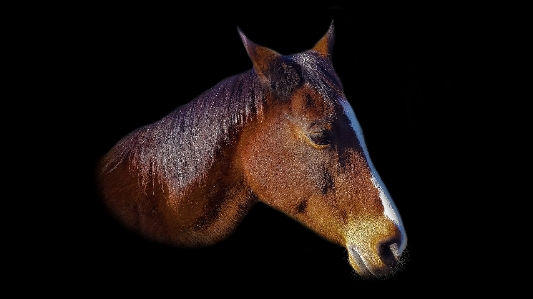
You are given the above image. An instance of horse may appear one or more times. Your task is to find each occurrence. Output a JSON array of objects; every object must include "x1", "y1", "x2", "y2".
[{"x1": 97, "y1": 22, "x2": 407, "y2": 278}]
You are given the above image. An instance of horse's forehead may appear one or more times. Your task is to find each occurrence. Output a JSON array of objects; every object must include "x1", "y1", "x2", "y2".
[{"x1": 289, "y1": 84, "x2": 339, "y2": 121}]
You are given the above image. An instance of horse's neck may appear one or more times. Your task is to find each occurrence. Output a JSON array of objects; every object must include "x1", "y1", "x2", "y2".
[
  {"x1": 99, "y1": 124, "x2": 256, "y2": 247},
  {"x1": 99, "y1": 71, "x2": 265, "y2": 246},
  {"x1": 149, "y1": 124, "x2": 257, "y2": 246}
]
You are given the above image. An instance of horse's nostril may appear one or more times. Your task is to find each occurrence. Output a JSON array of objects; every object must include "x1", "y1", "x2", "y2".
[{"x1": 378, "y1": 239, "x2": 401, "y2": 269}]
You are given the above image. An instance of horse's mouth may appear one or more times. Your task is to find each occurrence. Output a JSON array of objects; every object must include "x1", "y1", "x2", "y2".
[
  {"x1": 348, "y1": 246, "x2": 374, "y2": 277},
  {"x1": 347, "y1": 244, "x2": 399, "y2": 278}
]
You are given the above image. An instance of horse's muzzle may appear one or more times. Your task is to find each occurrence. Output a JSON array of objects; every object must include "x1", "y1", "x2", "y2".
[
  {"x1": 346, "y1": 223, "x2": 405, "y2": 278},
  {"x1": 348, "y1": 238, "x2": 402, "y2": 277}
]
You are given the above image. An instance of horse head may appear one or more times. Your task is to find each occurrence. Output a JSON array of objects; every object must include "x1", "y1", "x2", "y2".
[
  {"x1": 98, "y1": 22, "x2": 407, "y2": 279},
  {"x1": 237, "y1": 22, "x2": 407, "y2": 277}
]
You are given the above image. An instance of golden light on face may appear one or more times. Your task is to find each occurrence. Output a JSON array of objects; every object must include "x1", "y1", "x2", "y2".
[{"x1": 346, "y1": 217, "x2": 404, "y2": 277}]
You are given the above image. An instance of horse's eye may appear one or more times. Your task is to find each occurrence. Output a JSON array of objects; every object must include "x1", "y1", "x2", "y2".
[{"x1": 308, "y1": 132, "x2": 331, "y2": 146}]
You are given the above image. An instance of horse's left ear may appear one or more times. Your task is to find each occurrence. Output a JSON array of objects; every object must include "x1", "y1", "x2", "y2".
[
  {"x1": 237, "y1": 27, "x2": 281, "y2": 81},
  {"x1": 312, "y1": 20, "x2": 335, "y2": 58}
]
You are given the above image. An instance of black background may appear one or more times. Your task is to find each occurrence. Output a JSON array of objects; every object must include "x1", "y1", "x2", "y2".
[{"x1": 9, "y1": 0, "x2": 512, "y2": 295}]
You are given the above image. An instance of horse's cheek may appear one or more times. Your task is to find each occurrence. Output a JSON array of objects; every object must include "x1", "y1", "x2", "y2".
[
  {"x1": 239, "y1": 127, "x2": 276, "y2": 201},
  {"x1": 240, "y1": 124, "x2": 302, "y2": 208}
]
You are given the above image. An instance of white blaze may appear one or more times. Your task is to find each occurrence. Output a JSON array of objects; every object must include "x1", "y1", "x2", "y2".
[{"x1": 339, "y1": 99, "x2": 407, "y2": 252}]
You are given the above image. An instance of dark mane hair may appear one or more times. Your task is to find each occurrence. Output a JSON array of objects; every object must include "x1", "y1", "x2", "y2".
[
  {"x1": 100, "y1": 70, "x2": 266, "y2": 196},
  {"x1": 100, "y1": 51, "x2": 342, "y2": 197},
  {"x1": 291, "y1": 51, "x2": 344, "y2": 101}
]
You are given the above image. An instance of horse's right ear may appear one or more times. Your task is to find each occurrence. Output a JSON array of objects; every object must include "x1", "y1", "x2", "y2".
[
  {"x1": 311, "y1": 20, "x2": 335, "y2": 58},
  {"x1": 238, "y1": 27, "x2": 280, "y2": 81}
]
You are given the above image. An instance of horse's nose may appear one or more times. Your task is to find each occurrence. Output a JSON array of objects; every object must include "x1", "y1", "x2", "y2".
[
  {"x1": 346, "y1": 220, "x2": 406, "y2": 277},
  {"x1": 347, "y1": 237, "x2": 402, "y2": 277}
]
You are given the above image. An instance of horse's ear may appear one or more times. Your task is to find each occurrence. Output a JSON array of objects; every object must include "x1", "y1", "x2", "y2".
[
  {"x1": 312, "y1": 20, "x2": 335, "y2": 58},
  {"x1": 238, "y1": 27, "x2": 280, "y2": 80}
]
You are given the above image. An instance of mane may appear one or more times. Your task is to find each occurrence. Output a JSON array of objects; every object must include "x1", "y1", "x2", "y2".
[
  {"x1": 100, "y1": 51, "x2": 343, "y2": 197},
  {"x1": 100, "y1": 70, "x2": 266, "y2": 196}
]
